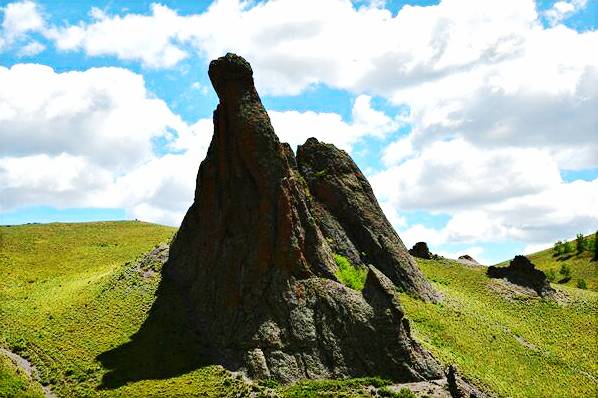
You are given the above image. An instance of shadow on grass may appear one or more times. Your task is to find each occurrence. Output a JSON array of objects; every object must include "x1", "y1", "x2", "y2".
[{"x1": 96, "y1": 277, "x2": 214, "y2": 389}]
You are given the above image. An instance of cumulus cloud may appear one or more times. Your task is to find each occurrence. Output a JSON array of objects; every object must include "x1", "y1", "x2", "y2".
[
  {"x1": 0, "y1": 64, "x2": 186, "y2": 171},
  {"x1": 0, "y1": 63, "x2": 399, "y2": 225},
  {"x1": 0, "y1": 0, "x2": 44, "y2": 43},
  {"x1": 270, "y1": 95, "x2": 401, "y2": 151},
  {"x1": 372, "y1": 139, "x2": 598, "y2": 254}
]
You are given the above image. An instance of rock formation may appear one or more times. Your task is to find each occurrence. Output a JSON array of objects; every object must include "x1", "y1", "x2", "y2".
[
  {"x1": 487, "y1": 255, "x2": 555, "y2": 297},
  {"x1": 164, "y1": 53, "x2": 442, "y2": 383},
  {"x1": 457, "y1": 255, "x2": 480, "y2": 266},
  {"x1": 409, "y1": 242, "x2": 438, "y2": 260}
]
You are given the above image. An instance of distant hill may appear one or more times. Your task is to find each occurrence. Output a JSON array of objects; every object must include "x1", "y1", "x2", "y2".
[{"x1": 1, "y1": 222, "x2": 596, "y2": 397}]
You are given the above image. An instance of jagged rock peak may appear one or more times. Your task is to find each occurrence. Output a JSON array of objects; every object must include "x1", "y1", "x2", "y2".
[{"x1": 165, "y1": 53, "x2": 442, "y2": 383}]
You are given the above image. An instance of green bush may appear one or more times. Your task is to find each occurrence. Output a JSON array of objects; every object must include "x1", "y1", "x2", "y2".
[
  {"x1": 576, "y1": 233, "x2": 586, "y2": 253},
  {"x1": 559, "y1": 264, "x2": 572, "y2": 281},
  {"x1": 334, "y1": 254, "x2": 368, "y2": 291},
  {"x1": 563, "y1": 241, "x2": 575, "y2": 254},
  {"x1": 577, "y1": 279, "x2": 588, "y2": 289},
  {"x1": 553, "y1": 240, "x2": 564, "y2": 255},
  {"x1": 378, "y1": 386, "x2": 417, "y2": 398},
  {"x1": 594, "y1": 231, "x2": 598, "y2": 260},
  {"x1": 546, "y1": 269, "x2": 556, "y2": 282}
]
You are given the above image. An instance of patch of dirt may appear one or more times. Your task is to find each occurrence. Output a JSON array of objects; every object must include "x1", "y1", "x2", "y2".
[{"x1": 0, "y1": 347, "x2": 57, "y2": 398}]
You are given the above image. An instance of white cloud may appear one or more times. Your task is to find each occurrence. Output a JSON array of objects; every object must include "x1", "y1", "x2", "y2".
[
  {"x1": 374, "y1": 139, "x2": 598, "y2": 251},
  {"x1": 39, "y1": 0, "x2": 598, "y2": 170},
  {"x1": 1, "y1": 0, "x2": 44, "y2": 44},
  {"x1": 270, "y1": 95, "x2": 400, "y2": 151},
  {"x1": 0, "y1": 63, "x2": 402, "y2": 225},
  {"x1": 46, "y1": 4, "x2": 187, "y2": 68},
  {"x1": 0, "y1": 64, "x2": 186, "y2": 172},
  {"x1": 372, "y1": 139, "x2": 562, "y2": 211},
  {"x1": 0, "y1": 64, "x2": 203, "y2": 223}
]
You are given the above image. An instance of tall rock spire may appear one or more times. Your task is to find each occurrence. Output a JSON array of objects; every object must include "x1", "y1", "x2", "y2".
[{"x1": 165, "y1": 53, "x2": 442, "y2": 383}]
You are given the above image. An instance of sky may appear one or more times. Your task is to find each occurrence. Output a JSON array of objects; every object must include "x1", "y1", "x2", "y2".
[{"x1": 0, "y1": 0, "x2": 597, "y2": 264}]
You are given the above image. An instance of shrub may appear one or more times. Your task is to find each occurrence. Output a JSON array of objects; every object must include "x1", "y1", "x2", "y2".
[
  {"x1": 559, "y1": 264, "x2": 572, "y2": 281},
  {"x1": 553, "y1": 240, "x2": 564, "y2": 255},
  {"x1": 577, "y1": 279, "x2": 588, "y2": 289},
  {"x1": 378, "y1": 387, "x2": 417, "y2": 398},
  {"x1": 334, "y1": 254, "x2": 368, "y2": 291},
  {"x1": 594, "y1": 231, "x2": 598, "y2": 260},
  {"x1": 563, "y1": 241, "x2": 575, "y2": 254},
  {"x1": 546, "y1": 269, "x2": 556, "y2": 282},
  {"x1": 576, "y1": 233, "x2": 586, "y2": 253}
]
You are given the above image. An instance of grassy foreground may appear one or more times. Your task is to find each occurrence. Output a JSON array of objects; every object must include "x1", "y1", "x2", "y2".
[
  {"x1": 1, "y1": 222, "x2": 596, "y2": 397},
  {"x1": 402, "y1": 258, "x2": 597, "y2": 398}
]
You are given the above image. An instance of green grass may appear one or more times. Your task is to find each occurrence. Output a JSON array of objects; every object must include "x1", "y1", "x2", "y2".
[
  {"x1": 277, "y1": 377, "x2": 391, "y2": 397},
  {"x1": 402, "y1": 258, "x2": 598, "y2": 398},
  {"x1": 334, "y1": 254, "x2": 368, "y2": 291},
  {"x1": 524, "y1": 243, "x2": 597, "y2": 291},
  {"x1": 0, "y1": 352, "x2": 44, "y2": 398},
  {"x1": 493, "y1": 234, "x2": 598, "y2": 291},
  {"x1": 2, "y1": 221, "x2": 596, "y2": 397},
  {"x1": 0, "y1": 221, "x2": 252, "y2": 397}
]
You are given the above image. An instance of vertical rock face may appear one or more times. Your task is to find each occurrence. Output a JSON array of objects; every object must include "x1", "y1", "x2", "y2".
[{"x1": 165, "y1": 53, "x2": 442, "y2": 383}]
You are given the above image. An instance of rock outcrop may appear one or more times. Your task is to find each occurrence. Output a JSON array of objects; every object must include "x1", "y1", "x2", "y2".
[
  {"x1": 457, "y1": 255, "x2": 480, "y2": 266},
  {"x1": 409, "y1": 242, "x2": 438, "y2": 260},
  {"x1": 164, "y1": 53, "x2": 442, "y2": 383},
  {"x1": 487, "y1": 255, "x2": 555, "y2": 297}
]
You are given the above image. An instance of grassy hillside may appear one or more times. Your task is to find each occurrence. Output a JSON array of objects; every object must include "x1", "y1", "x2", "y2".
[
  {"x1": 493, "y1": 235, "x2": 597, "y2": 291},
  {"x1": 402, "y1": 258, "x2": 597, "y2": 398},
  {"x1": 0, "y1": 222, "x2": 249, "y2": 397},
  {"x1": 1, "y1": 222, "x2": 596, "y2": 397},
  {"x1": 527, "y1": 244, "x2": 597, "y2": 292}
]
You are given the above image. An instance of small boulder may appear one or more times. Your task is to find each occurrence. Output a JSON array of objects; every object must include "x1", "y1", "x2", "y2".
[
  {"x1": 409, "y1": 242, "x2": 437, "y2": 260},
  {"x1": 487, "y1": 255, "x2": 555, "y2": 297}
]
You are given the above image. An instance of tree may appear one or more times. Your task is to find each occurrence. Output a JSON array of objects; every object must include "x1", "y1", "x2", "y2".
[
  {"x1": 576, "y1": 233, "x2": 586, "y2": 253},
  {"x1": 564, "y1": 240, "x2": 574, "y2": 254},
  {"x1": 594, "y1": 231, "x2": 598, "y2": 260},
  {"x1": 553, "y1": 240, "x2": 564, "y2": 255}
]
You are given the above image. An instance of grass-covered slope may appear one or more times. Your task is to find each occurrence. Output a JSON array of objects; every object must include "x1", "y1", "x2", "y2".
[
  {"x1": 1, "y1": 222, "x2": 596, "y2": 397},
  {"x1": 0, "y1": 222, "x2": 249, "y2": 397},
  {"x1": 402, "y1": 258, "x2": 597, "y2": 398},
  {"x1": 494, "y1": 235, "x2": 597, "y2": 291},
  {"x1": 526, "y1": 246, "x2": 597, "y2": 291}
]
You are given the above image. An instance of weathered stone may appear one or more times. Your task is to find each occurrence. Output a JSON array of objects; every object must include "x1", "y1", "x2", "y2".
[
  {"x1": 297, "y1": 139, "x2": 440, "y2": 302},
  {"x1": 487, "y1": 255, "x2": 555, "y2": 297},
  {"x1": 409, "y1": 242, "x2": 435, "y2": 260},
  {"x1": 164, "y1": 53, "x2": 442, "y2": 383}
]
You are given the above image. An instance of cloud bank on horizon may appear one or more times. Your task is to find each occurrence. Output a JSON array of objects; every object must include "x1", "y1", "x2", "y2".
[{"x1": 0, "y1": 0, "x2": 597, "y2": 264}]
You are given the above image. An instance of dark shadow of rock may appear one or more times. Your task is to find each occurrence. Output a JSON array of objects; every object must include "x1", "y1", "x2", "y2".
[{"x1": 96, "y1": 275, "x2": 214, "y2": 389}]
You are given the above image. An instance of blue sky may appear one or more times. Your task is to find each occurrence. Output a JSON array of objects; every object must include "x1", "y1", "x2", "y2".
[{"x1": 1, "y1": 0, "x2": 597, "y2": 264}]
